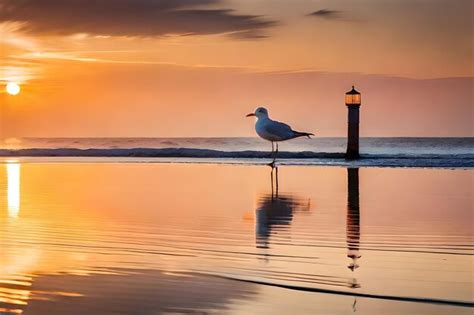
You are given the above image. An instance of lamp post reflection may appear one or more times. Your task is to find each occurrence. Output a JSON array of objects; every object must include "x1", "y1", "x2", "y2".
[
  {"x1": 6, "y1": 161, "x2": 20, "y2": 219},
  {"x1": 347, "y1": 168, "x2": 361, "y2": 296},
  {"x1": 347, "y1": 168, "x2": 361, "y2": 270}
]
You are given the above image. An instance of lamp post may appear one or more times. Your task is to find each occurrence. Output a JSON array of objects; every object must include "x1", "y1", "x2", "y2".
[{"x1": 345, "y1": 86, "x2": 361, "y2": 160}]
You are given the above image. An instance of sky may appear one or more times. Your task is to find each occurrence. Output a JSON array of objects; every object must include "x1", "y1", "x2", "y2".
[{"x1": 0, "y1": 0, "x2": 472, "y2": 137}]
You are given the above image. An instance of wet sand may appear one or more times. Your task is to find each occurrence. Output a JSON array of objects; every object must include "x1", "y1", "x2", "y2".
[{"x1": 0, "y1": 162, "x2": 472, "y2": 314}]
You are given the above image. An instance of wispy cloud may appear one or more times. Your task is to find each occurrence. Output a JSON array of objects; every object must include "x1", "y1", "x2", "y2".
[
  {"x1": 307, "y1": 8, "x2": 364, "y2": 24},
  {"x1": 0, "y1": 22, "x2": 38, "y2": 50},
  {"x1": 308, "y1": 9, "x2": 342, "y2": 20},
  {"x1": 0, "y1": 0, "x2": 277, "y2": 39},
  {"x1": 0, "y1": 65, "x2": 39, "y2": 83},
  {"x1": 11, "y1": 51, "x2": 264, "y2": 72}
]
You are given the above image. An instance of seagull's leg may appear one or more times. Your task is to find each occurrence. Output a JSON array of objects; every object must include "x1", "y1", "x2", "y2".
[
  {"x1": 273, "y1": 142, "x2": 279, "y2": 165},
  {"x1": 268, "y1": 142, "x2": 275, "y2": 167}
]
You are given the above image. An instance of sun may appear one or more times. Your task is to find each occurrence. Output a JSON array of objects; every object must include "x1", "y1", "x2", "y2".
[{"x1": 6, "y1": 82, "x2": 21, "y2": 96}]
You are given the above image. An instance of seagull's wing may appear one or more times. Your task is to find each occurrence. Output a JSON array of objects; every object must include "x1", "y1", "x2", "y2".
[{"x1": 263, "y1": 119, "x2": 295, "y2": 140}]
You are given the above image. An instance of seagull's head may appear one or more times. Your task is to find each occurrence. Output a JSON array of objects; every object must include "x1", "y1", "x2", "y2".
[{"x1": 246, "y1": 107, "x2": 269, "y2": 119}]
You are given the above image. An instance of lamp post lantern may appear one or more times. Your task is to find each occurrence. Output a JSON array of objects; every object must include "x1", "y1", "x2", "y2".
[{"x1": 345, "y1": 86, "x2": 361, "y2": 160}]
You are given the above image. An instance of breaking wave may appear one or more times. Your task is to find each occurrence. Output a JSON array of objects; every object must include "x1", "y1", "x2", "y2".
[{"x1": 0, "y1": 147, "x2": 472, "y2": 168}]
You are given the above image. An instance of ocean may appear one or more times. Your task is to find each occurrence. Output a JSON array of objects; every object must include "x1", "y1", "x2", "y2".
[
  {"x1": 1, "y1": 137, "x2": 473, "y2": 168},
  {"x1": 1, "y1": 139, "x2": 472, "y2": 314}
]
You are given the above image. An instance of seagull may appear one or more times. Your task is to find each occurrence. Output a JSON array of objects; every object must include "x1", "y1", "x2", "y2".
[{"x1": 246, "y1": 107, "x2": 314, "y2": 166}]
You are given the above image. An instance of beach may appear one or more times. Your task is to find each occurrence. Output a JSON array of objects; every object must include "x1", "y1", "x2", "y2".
[
  {"x1": 2, "y1": 0, "x2": 472, "y2": 313},
  {"x1": 0, "y1": 161, "x2": 472, "y2": 314}
]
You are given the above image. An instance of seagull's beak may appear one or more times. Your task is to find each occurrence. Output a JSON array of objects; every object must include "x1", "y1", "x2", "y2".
[{"x1": 246, "y1": 113, "x2": 256, "y2": 117}]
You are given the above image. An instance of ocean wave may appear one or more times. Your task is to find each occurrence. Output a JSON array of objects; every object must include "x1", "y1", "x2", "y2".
[
  {"x1": 0, "y1": 148, "x2": 341, "y2": 158},
  {"x1": 0, "y1": 147, "x2": 473, "y2": 167}
]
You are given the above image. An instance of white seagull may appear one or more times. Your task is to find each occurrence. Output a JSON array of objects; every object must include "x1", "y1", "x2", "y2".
[{"x1": 246, "y1": 107, "x2": 314, "y2": 166}]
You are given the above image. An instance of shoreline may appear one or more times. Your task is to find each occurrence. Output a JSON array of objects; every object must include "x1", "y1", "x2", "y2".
[{"x1": 0, "y1": 155, "x2": 472, "y2": 169}]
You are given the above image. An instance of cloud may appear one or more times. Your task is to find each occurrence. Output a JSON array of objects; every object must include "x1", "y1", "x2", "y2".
[
  {"x1": 0, "y1": 0, "x2": 277, "y2": 39},
  {"x1": 227, "y1": 29, "x2": 270, "y2": 40},
  {"x1": 308, "y1": 9, "x2": 342, "y2": 20}
]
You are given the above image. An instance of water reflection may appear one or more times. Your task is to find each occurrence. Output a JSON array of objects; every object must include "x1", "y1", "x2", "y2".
[
  {"x1": 347, "y1": 168, "x2": 361, "y2": 297},
  {"x1": 0, "y1": 269, "x2": 256, "y2": 315},
  {"x1": 1, "y1": 162, "x2": 33, "y2": 314},
  {"x1": 6, "y1": 161, "x2": 20, "y2": 219},
  {"x1": 347, "y1": 168, "x2": 361, "y2": 271},
  {"x1": 0, "y1": 163, "x2": 472, "y2": 314},
  {"x1": 0, "y1": 274, "x2": 33, "y2": 314},
  {"x1": 256, "y1": 167, "x2": 311, "y2": 249}
]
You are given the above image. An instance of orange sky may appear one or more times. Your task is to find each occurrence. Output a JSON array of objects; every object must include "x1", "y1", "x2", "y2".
[{"x1": 0, "y1": 0, "x2": 473, "y2": 137}]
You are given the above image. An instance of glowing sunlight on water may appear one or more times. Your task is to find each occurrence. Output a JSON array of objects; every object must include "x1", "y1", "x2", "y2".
[{"x1": 6, "y1": 162, "x2": 20, "y2": 219}]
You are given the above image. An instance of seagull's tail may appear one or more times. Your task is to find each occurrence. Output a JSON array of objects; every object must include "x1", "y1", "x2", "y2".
[{"x1": 293, "y1": 131, "x2": 315, "y2": 139}]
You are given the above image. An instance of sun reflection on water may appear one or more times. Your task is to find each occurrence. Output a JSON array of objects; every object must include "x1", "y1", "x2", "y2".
[{"x1": 6, "y1": 162, "x2": 20, "y2": 219}]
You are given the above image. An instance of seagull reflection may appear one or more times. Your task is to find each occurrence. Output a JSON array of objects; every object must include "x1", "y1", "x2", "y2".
[{"x1": 255, "y1": 166, "x2": 311, "y2": 249}]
